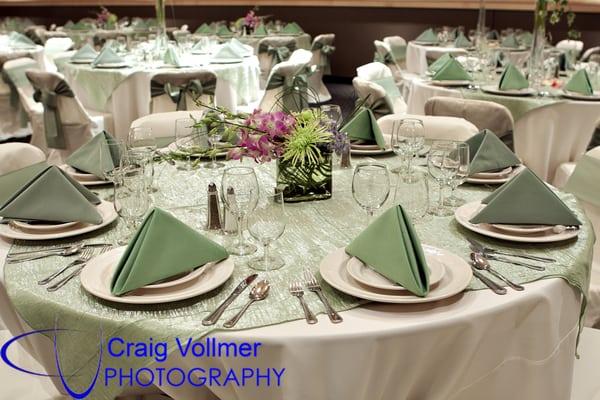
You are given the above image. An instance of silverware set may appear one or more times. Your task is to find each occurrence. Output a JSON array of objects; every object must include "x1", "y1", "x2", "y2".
[
  {"x1": 467, "y1": 237, "x2": 555, "y2": 295},
  {"x1": 202, "y1": 270, "x2": 342, "y2": 328},
  {"x1": 7, "y1": 243, "x2": 112, "y2": 264}
]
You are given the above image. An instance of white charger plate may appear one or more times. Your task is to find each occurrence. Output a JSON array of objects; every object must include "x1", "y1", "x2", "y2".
[
  {"x1": 430, "y1": 80, "x2": 472, "y2": 87},
  {"x1": 59, "y1": 165, "x2": 110, "y2": 186},
  {"x1": 345, "y1": 249, "x2": 445, "y2": 291},
  {"x1": 466, "y1": 165, "x2": 525, "y2": 184},
  {"x1": 454, "y1": 200, "x2": 580, "y2": 243},
  {"x1": 70, "y1": 59, "x2": 94, "y2": 64},
  {"x1": 470, "y1": 166, "x2": 513, "y2": 179},
  {"x1": 320, "y1": 246, "x2": 472, "y2": 304},
  {"x1": 209, "y1": 58, "x2": 243, "y2": 64},
  {"x1": 80, "y1": 247, "x2": 234, "y2": 304},
  {"x1": 0, "y1": 200, "x2": 118, "y2": 241},
  {"x1": 94, "y1": 63, "x2": 130, "y2": 69},
  {"x1": 561, "y1": 90, "x2": 600, "y2": 101},
  {"x1": 481, "y1": 85, "x2": 536, "y2": 97},
  {"x1": 490, "y1": 223, "x2": 555, "y2": 235},
  {"x1": 10, "y1": 220, "x2": 79, "y2": 233}
]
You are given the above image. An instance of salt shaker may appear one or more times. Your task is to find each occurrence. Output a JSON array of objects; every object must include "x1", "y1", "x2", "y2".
[{"x1": 222, "y1": 187, "x2": 238, "y2": 235}]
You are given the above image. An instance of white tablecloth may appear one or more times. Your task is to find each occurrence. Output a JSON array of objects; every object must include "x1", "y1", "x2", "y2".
[
  {"x1": 406, "y1": 42, "x2": 468, "y2": 75},
  {"x1": 59, "y1": 55, "x2": 261, "y2": 141}
]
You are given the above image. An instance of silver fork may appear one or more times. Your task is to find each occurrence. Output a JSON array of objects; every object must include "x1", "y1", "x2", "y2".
[
  {"x1": 289, "y1": 282, "x2": 318, "y2": 324},
  {"x1": 38, "y1": 247, "x2": 94, "y2": 285},
  {"x1": 303, "y1": 269, "x2": 343, "y2": 324},
  {"x1": 46, "y1": 246, "x2": 111, "y2": 292}
]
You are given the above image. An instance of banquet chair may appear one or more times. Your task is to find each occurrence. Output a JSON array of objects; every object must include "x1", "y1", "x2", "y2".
[
  {"x1": 308, "y1": 33, "x2": 335, "y2": 103},
  {"x1": 41, "y1": 37, "x2": 73, "y2": 72},
  {"x1": 513, "y1": 102, "x2": 600, "y2": 183},
  {"x1": 424, "y1": 97, "x2": 514, "y2": 138},
  {"x1": 581, "y1": 46, "x2": 600, "y2": 62},
  {"x1": 383, "y1": 35, "x2": 407, "y2": 70},
  {"x1": 130, "y1": 111, "x2": 206, "y2": 147},
  {"x1": 257, "y1": 37, "x2": 297, "y2": 89},
  {"x1": 356, "y1": 62, "x2": 407, "y2": 115},
  {"x1": 0, "y1": 53, "x2": 34, "y2": 136},
  {"x1": 373, "y1": 40, "x2": 403, "y2": 83},
  {"x1": 258, "y1": 58, "x2": 313, "y2": 112},
  {"x1": 378, "y1": 113, "x2": 479, "y2": 142},
  {"x1": 0, "y1": 142, "x2": 46, "y2": 175},
  {"x1": 149, "y1": 70, "x2": 218, "y2": 114},
  {"x1": 25, "y1": 70, "x2": 109, "y2": 164},
  {"x1": 556, "y1": 39, "x2": 584, "y2": 58},
  {"x1": 352, "y1": 77, "x2": 403, "y2": 119}
]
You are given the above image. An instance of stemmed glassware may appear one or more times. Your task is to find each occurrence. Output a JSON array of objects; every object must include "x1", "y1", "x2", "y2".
[
  {"x1": 221, "y1": 166, "x2": 259, "y2": 256},
  {"x1": 205, "y1": 129, "x2": 226, "y2": 170},
  {"x1": 128, "y1": 126, "x2": 157, "y2": 193},
  {"x1": 175, "y1": 118, "x2": 207, "y2": 171},
  {"x1": 99, "y1": 139, "x2": 126, "y2": 202},
  {"x1": 394, "y1": 170, "x2": 429, "y2": 221},
  {"x1": 114, "y1": 165, "x2": 150, "y2": 245},
  {"x1": 390, "y1": 118, "x2": 424, "y2": 180},
  {"x1": 320, "y1": 104, "x2": 342, "y2": 128},
  {"x1": 352, "y1": 162, "x2": 390, "y2": 225},
  {"x1": 427, "y1": 141, "x2": 459, "y2": 217},
  {"x1": 445, "y1": 142, "x2": 470, "y2": 207},
  {"x1": 247, "y1": 192, "x2": 287, "y2": 271}
]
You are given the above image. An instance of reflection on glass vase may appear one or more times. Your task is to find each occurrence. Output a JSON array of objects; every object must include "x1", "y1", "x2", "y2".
[{"x1": 276, "y1": 153, "x2": 333, "y2": 203}]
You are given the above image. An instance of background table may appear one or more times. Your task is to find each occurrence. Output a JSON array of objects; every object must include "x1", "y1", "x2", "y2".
[
  {"x1": 237, "y1": 33, "x2": 312, "y2": 52},
  {"x1": 0, "y1": 153, "x2": 591, "y2": 400},
  {"x1": 406, "y1": 41, "x2": 468, "y2": 75}
]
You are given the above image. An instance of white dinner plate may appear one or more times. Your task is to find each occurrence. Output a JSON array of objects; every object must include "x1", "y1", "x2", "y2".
[
  {"x1": 94, "y1": 63, "x2": 130, "y2": 69},
  {"x1": 430, "y1": 80, "x2": 472, "y2": 87},
  {"x1": 80, "y1": 247, "x2": 234, "y2": 304},
  {"x1": 561, "y1": 90, "x2": 600, "y2": 101},
  {"x1": 209, "y1": 58, "x2": 243, "y2": 64},
  {"x1": 345, "y1": 252, "x2": 445, "y2": 291},
  {"x1": 454, "y1": 200, "x2": 580, "y2": 243},
  {"x1": 490, "y1": 223, "x2": 555, "y2": 235},
  {"x1": 481, "y1": 85, "x2": 536, "y2": 97},
  {"x1": 470, "y1": 166, "x2": 513, "y2": 179},
  {"x1": 59, "y1": 165, "x2": 110, "y2": 186},
  {"x1": 70, "y1": 59, "x2": 94, "y2": 64},
  {"x1": 466, "y1": 164, "x2": 525, "y2": 184},
  {"x1": 144, "y1": 263, "x2": 213, "y2": 289},
  {"x1": 320, "y1": 246, "x2": 472, "y2": 304},
  {"x1": 10, "y1": 220, "x2": 79, "y2": 233},
  {"x1": 0, "y1": 200, "x2": 118, "y2": 241}
]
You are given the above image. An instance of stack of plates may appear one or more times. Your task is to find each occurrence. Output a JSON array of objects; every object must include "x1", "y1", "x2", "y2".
[
  {"x1": 466, "y1": 164, "x2": 525, "y2": 184},
  {"x1": 59, "y1": 165, "x2": 110, "y2": 186},
  {"x1": 454, "y1": 201, "x2": 580, "y2": 243},
  {"x1": 319, "y1": 246, "x2": 472, "y2": 303},
  {"x1": 80, "y1": 247, "x2": 235, "y2": 304}
]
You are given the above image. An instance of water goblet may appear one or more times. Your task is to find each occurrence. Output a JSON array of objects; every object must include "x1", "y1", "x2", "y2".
[
  {"x1": 248, "y1": 192, "x2": 287, "y2": 271},
  {"x1": 352, "y1": 162, "x2": 391, "y2": 225},
  {"x1": 391, "y1": 118, "x2": 424, "y2": 180},
  {"x1": 205, "y1": 130, "x2": 226, "y2": 169},
  {"x1": 394, "y1": 170, "x2": 429, "y2": 221},
  {"x1": 427, "y1": 141, "x2": 458, "y2": 217},
  {"x1": 114, "y1": 166, "x2": 149, "y2": 245},
  {"x1": 320, "y1": 104, "x2": 342, "y2": 128},
  {"x1": 175, "y1": 118, "x2": 208, "y2": 170},
  {"x1": 445, "y1": 142, "x2": 470, "y2": 207}
]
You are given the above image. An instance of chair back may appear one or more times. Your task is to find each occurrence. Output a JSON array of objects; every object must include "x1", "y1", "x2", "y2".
[
  {"x1": 556, "y1": 40, "x2": 584, "y2": 57},
  {"x1": 150, "y1": 70, "x2": 217, "y2": 113},
  {"x1": 373, "y1": 40, "x2": 403, "y2": 81},
  {"x1": 130, "y1": 111, "x2": 206, "y2": 146},
  {"x1": 26, "y1": 69, "x2": 94, "y2": 163},
  {"x1": 383, "y1": 36, "x2": 407, "y2": 68},
  {"x1": 311, "y1": 33, "x2": 335, "y2": 75},
  {"x1": 257, "y1": 37, "x2": 296, "y2": 86},
  {"x1": 378, "y1": 114, "x2": 479, "y2": 142},
  {"x1": 260, "y1": 59, "x2": 312, "y2": 112},
  {"x1": 514, "y1": 102, "x2": 600, "y2": 182},
  {"x1": 424, "y1": 97, "x2": 514, "y2": 138},
  {"x1": 582, "y1": 46, "x2": 600, "y2": 62},
  {"x1": 352, "y1": 77, "x2": 395, "y2": 119},
  {"x1": 0, "y1": 143, "x2": 46, "y2": 175},
  {"x1": 42, "y1": 37, "x2": 73, "y2": 72}
]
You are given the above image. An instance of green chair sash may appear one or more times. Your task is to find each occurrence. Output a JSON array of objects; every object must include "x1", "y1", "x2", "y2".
[
  {"x1": 150, "y1": 77, "x2": 216, "y2": 111},
  {"x1": 266, "y1": 66, "x2": 313, "y2": 112},
  {"x1": 32, "y1": 80, "x2": 75, "y2": 149},
  {"x1": 311, "y1": 41, "x2": 336, "y2": 75},
  {"x1": 258, "y1": 43, "x2": 293, "y2": 65}
]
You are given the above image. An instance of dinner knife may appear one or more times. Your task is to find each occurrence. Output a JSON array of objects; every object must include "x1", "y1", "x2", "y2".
[{"x1": 202, "y1": 273, "x2": 258, "y2": 326}]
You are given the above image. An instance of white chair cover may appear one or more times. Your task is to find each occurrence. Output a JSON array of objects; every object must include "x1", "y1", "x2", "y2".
[
  {"x1": 256, "y1": 37, "x2": 296, "y2": 89},
  {"x1": 378, "y1": 113, "x2": 479, "y2": 141},
  {"x1": 41, "y1": 37, "x2": 73, "y2": 72},
  {"x1": 130, "y1": 111, "x2": 206, "y2": 145},
  {"x1": 308, "y1": 33, "x2": 334, "y2": 103},
  {"x1": 149, "y1": 70, "x2": 217, "y2": 114},
  {"x1": 0, "y1": 142, "x2": 46, "y2": 175},
  {"x1": 582, "y1": 46, "x2": 600, "y2": 62},
  {"x1": 556, "y1": 40, "x2": 584, "y2": 57},
  {"x1": 424, "y1": 96, "x2": 514, "y2": 138},
  {"x1": 513, "y1": 102, "x2": 600, "y2": 183},
  {"x1": 374, "y1": 40, "x2": 402, "y2": 82},
  {"x1": 259, "y1": 58, "x2": 312, "y2": 112},
  {"x1": 356, "y1": 62, "x2": 407, "y2": 115},
  {"x1": 383, "y1": 35, "x2": 407, "y2": 69}
]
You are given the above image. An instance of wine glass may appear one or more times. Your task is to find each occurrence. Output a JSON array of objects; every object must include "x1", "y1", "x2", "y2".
[
  {"x1": 205, "y1": 128, "x2": 226, "y2": 170},
  {"x1": 320, "y1": 104, "x2": 342, "y2": 129},
  {"x1": 427, "y1": 141, "x2": 458, "y2": 217},
  {"x1": 114, "y1": 165, "x2": 149, "y2": 245},
  {"x1": 352, "y1": 162, "x2": 390, "y2": 225},
  {"x1": 128, "y1": 126, "x2": 156, "y2": 150},
  {"x1": 221, "y1": 166, "x2": 259, "y2": 256},
  {"x1": 445, "y1": 142, "x2": 470, "y2": 207},
  {"x1": 175, "y1": 118, "x2": 207, "y2": 171},
  {"x1": 394, "y1": 170, "x2": 429, "y2": 221},
  {"x1": 391, "y1": 118, "x2": 424, "y2": 180},
  {"x1": 248, "y1": 192, "x2": 287, "y2": 271}
]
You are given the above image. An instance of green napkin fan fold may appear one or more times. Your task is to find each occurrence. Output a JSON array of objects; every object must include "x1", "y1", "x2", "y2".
[
  {"x1": 498, "y1": 63, "x2": 529, "y2": 90},
  {"x1": 428, "y1": 53, "x2": 453, "y2": 73},
  {"x1": 564, "y1": 69, "x2": 594, "y2": 96},
  {"x1": 340, "y1": 107, "x2": 387, "y2": 149},
  {"x1": 466, "y1": 129, "x2": 521, "y2": 174},
  {"x1": 66, "y1": 131, "x2": 120, "y2": 179},
  {"x1": 415, "y1": 28, "x2": 439, "y2": 44},
  {"x1": 71, "y1": 43, "x2": 98, "y2": 62},
  {"x1": 431, "y1": 57, "x2": 472, "y2": 81}
]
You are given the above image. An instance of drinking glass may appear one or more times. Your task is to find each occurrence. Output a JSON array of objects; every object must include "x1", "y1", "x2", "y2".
[
  {"x1": 114, "y1": 166, "x2": 149, "y2": 245},
  {"x1": 248, "y1": 192, "x2": 287, "y2": 271},
  {"x1": 390, "y1": 118, "x2": 424, "y2": 180},
  {"x1": 427, "y1": 141, "x2": 458, "y2": 216},
  {"x1": 445, "y1": 142, "x2": 470, "y2": 207},
  {"x1": 394, "y1": 170, "x2": 429, "y2": 221},
  {"x1": 320, "y1": 104, "x2": 342, "y2": 128},
  {"x1": 128, "y1": 126, "x2": 156, "y2": 150},
  {"x1": 221, "y1": 166, "x2": 259, "y2": 256},
  {"x1": 175, "y1": 118, "x2": 207, "y2": 170},
  {"x1": 352, "y1": 162, "x2": 390, "y2": 225},
  {"x1": 205, "y1": 129, "x2": 226, "y2": 169}
]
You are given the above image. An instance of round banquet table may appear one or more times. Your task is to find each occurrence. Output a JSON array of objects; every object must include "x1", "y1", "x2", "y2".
[
  {"x1": 406, "y1": 41, "x2": 468, "y2": 75},
  {"x1": 236, "y1": 33, "x2": 312, "y2": 52},
  {"x1": 57, "y1": 55, "x2": 261, "y2": 141},
  {"x1": 0, "y1": 155, "x2": 592, "y2": 400}
]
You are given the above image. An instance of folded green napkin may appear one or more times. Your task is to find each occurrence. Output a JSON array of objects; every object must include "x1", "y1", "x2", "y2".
[
  {"x1": 253, "y1": 24, "x2": 268, "y2": 36},
  {"x1": 340, "y1": 107, "x2": 386, "y2": 149},
  {"x1": 498, "y1": 63, "x2": 529, "y2": 90},
  {"x1": 454, "y1": 32, "x2": 472, "y2": 48},
  {"x1": 191, "y1": 40, "x2": 206, "y2": 52},
  {"x1": 466, "y1": 129, "x2": 521, "y2": 174},
  {"x1": 564, "y1": 69, "x2": 594, "y2": 96},
  {"x1": 66, "y1": 131, "x2": 120, "y2": 179},
  {"x1": 163, "y1": 46, "x2": 181, "y2": 66},
  {"x1": 470, "y1": 168, "x2": 581, "y2": 226},
  {"x1": 428, "y1": 53, "x2": 453, "y2": 73},
  {"x1": 519, "y1": 31, "x2": 533, "y2": 47},
  {"x1": 371, "y1": 76, "x2": 402, "y2": 100},
  {"x1": 501, "y1": 34, "x2": 520, "y2": 49},
  {"x1": 195, "y1": 23, "x2": 214, "y2": 35},
  {"x1": 0, "y1": 165, "x2": 102, "y2": 224},
  {"x1": 91, "y1": 46, "x2": 125, "y2": 67},
  {"x1": 216, "y1": 25, "x2": 233, "y2": 37},
  {"x1": 346, "y1": 205, "x2": 430, "y2": 297},
  {"x1": 228, "y1": 38, "x2": 252, "y2": 57},
  {"x1": 212, "y1": 44, "x2": 243, "y2": 60},
  {"x1": 0, "y1": 162, "x2": 48, "y2": 208},
  {"x1": 110, "y1": 207, "x2": 229, "y2": 295},
  {"x1": 9, "y1": 32, "x2": 35, "y2": 48},
  {"x1": 71, "y1": 43, "x2": 98, "y2": 62},
  {"x1": 281, "y1": 22, "x2": 303, "y2": 35},
  {"x1": 431, "y1": 57, "x2": 472, "y2": 81},
  {"x1": 415, "y1": 28, "x2": 439, "y2": 44}
]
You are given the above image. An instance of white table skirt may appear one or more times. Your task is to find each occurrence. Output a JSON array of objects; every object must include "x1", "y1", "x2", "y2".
[
  {"x1": 0, "y1": 236, "x2": 581, "y2": 400},
  {"x1": 406, "y1": 42, "x2": 468, "y2": 75}
]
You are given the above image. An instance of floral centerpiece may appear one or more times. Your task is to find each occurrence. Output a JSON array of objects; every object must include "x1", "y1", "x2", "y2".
[
  {"x1": 236, "y1": 9, "x2": 261, "y2": 35},
  {"x1": 96, "y1": 7, "x2": 118, "y2": 30},
  {"x1": 196, "y1": 105, "x2": 336, "y2": 202}
]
